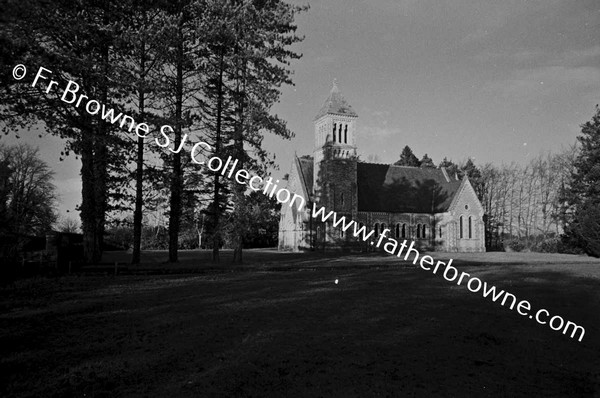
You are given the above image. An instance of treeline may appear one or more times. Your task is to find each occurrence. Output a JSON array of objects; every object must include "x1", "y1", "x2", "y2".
[
  {"x1": 1, "y1": 0, "x2": 306, "y2": 264},
  {"x1": 390, "y1": 113, "x2": 600, "y2": 256},
  {"x1": 477, "y1": 150, "x2": 576, "y2": 252}
]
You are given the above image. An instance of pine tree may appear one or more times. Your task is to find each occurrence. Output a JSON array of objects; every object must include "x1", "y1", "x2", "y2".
[
  {"x1": 419, "y1": 153, "x2": 435, "y2": 168},
  {"x1": 438, "y1": 157, "x2": 461, "y2": 179},
  {"x1": 564, "y1": 106, "x2": 600, "y2": 256},
  {"x1": 1, "y1": 0, "x2": 133, "y2": 263},
  {"x1": 394, "y1": 145, "x2": 420, "y2": 167}
]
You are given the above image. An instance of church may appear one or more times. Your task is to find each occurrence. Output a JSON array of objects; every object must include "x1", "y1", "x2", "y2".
[{"x1": 278, "y1": 82, "x2": 485, "y2": 252}]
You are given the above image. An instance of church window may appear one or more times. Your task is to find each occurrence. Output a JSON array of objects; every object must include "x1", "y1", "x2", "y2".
[
  {"x1": 459, "y1": 216, "x2": 464, "y2": 239},
  {"x1": 468, "y1": 216, "x2": 472, "y2": 239},
  {"x1": 402, "y1": 224, "x2": 406, "y2": 238},
  {"x1": 333, "y1": 123, "x2": 336, "y2": 142},
  {"x1": 344, "y1": 125, "x2": 348, "y2": 143}
]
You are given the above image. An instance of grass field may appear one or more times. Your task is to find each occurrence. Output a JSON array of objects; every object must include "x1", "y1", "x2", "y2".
[{"x1": 1, "y1": 250, "x2": 599, "y2": 397}]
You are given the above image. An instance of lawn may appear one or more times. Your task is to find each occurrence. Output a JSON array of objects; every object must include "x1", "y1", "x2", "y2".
[{"x1": 1, "y1": 251, "x2": 599, "y2": 397}]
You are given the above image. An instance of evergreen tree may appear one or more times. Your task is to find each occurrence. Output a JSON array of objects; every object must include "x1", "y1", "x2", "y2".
[
  {"x1": 563, "y1": 106, "x2": 600, "y2": 256},
  {"x1": 438, "y1": 157, "x2": 461, "y2": 179},
  {"x1": 116, "y1": 0, "x2": 173, "y2": 264},
  {"x1": 1, "y1": 0, "x2": 133, "y2": 263},
  {"x1": 462, "y1": 158, "x2": 484, "y2": 200},
  {"x1": 419, "y1": 153, "x2": 435, "y2": 168},
  {"x1": 394, "y1": 145, "x2": 420, "y2": 167}
]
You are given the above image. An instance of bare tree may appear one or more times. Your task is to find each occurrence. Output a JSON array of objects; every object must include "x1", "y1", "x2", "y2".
[
  {"x1": 57, "y1": 217, "x2": 81, "y2": 233},
  {"x1": 0, "y1": 143, "x2": 57, "y2": 236}
]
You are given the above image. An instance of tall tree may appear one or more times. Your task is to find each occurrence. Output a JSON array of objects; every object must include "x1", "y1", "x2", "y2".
[
  {"x1": 115, "y1": 0, "x2": 172, "y2": 264},
  {"x1": 462, "y1": 158, "x2": 484, "y2": 200},
  {"x1": 1, "y1": 0, "x2": 132, "y2": 263},
  {"x1": 563, "y1": 106, "x2": 600, "y2": 256},
  {"x1": 419, "y1": 153, "x2": 435, "y2": 168},
  {"x1": 438, "y1": 157, "x2": 460, "y2": 179},
  {"x1": 394, "y1": 145, "x2": 420, "y2": 167},
  {"x1": 0, "y1": 143, "x2": 57, "y2": 235},
  {"x1": 227, "y1": 0, "x2": 305, "y2": 264}
]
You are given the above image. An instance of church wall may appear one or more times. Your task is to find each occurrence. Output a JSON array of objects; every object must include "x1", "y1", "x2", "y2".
[
  {"x1": 446, "y1": 181, "x2": 486, "y2": 252},
  {"x1": 278, "y1": 158, "x2": 308, "y2": 251},
  {"x1": 315, "y1": 156, "x2": 357, "y2": 216}
]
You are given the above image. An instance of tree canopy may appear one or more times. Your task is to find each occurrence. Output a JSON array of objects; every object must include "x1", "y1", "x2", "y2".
[
  {"x1": 394, "y1": 145, "x2": 420, "y2": 167},
  {"x1": 563, "y1": 106, "x2": 600, "y2": 257}
]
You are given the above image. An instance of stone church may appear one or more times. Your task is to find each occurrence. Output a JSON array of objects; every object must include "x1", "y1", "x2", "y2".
[{"x1": 278, "y1": 82, "x2": 485, "y2": 252}]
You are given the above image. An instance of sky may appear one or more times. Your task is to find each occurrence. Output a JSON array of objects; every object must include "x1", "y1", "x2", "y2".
[
  {"x1": 3, "y1": 0, "x2": 600, "y2": 220},
  {"x1": 267, "y1": 0, "x2": 600, "y2": 170}
]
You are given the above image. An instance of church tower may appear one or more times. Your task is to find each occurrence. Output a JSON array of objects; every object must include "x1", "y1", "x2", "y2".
[{"x1": 313, "y1": 81, "x2": 358, "y2": 216}]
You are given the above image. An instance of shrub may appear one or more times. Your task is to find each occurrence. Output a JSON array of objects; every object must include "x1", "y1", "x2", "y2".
[
  {"x1": 536, "y1": 237, "x2": 559, "y2": 253},
  {"x1": 506, "y1": 238, "x2": 525, "y2": 252}
]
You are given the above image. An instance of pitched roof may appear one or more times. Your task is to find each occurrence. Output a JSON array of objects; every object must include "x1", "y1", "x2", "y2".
[
  {"x1": 294, "y1": 156, "x2": 461, "y2": 214},
  {"x1": 356, "y1": 163, "x2": 461, "y2": 213},
  {"x1": 314, "y1": 81, "x2": 358, "y2": 120},
  {"x1": 296, "y1": 156, "x2": 314, "y2": 199}
]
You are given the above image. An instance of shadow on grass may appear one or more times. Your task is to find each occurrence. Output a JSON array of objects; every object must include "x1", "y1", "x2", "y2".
[{"x1": 0, "y1": 259, "x2": 599, "y2": 397}]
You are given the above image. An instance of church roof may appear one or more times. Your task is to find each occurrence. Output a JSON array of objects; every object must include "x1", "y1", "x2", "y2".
[
  {"x1": 297, "y1": 156, "x2": 314, "y2": 199},
  {"x1": 314, "y1": 81, "x2": 358, "y2": 120},
  {"x1": 295, "y1": 156, "x2": 462, "y2": 214},
  {"x1": 356, "y1": 163, "x2": 461, "y2": 213}
]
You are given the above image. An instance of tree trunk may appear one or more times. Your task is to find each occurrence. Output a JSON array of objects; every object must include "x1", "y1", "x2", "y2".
[
  {"x1": 132, "y1": 37, "x2": 147, "y2": 265},
  {"x1": 80, "y1": 122, "x2": 98, "y2": 263},
  {"x1": 212, "y1": 49, "x2": 225, "y2": 264},
  {"x1": 168, "y1": 34, "x2": 184, "y2": 263},
  {"x1": 232, "y1": 70, "x2": 245, "y2": 264}
]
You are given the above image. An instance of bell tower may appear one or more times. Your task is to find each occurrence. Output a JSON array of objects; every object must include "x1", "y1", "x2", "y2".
[
  {"x1": 313, "y1": 80, "x2": 358, "y2": 214},
  {"x1": 313, "y1": 80, "x2": 358, "y2": 185}
]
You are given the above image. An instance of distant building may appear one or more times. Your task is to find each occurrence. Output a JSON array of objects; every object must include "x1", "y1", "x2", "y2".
[{"x1": 279, "y1": 82, "x2": 485, "y2": 252}]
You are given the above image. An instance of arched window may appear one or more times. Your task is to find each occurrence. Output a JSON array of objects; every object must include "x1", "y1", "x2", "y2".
[
  {"x1": 338, "y1": 124, "x2": 342, "y2": 143},
  {"x1": 439, "y1": 226, "x2": 442, "y2": 238},
  {"x1": 416, "y1": 224, "x2": 421, "y2": 239},
  {"x1": 341, "y1": 229, "x2": 344, "y2": 238},
  {"x1": 395, "y1": 223, "x2": 400, "y2": 239},
  {"x1": 402, "y1": 224, "x2": 406, "y2": 238},
  {"x1": 374, "y1": 223, "x2": 380, "y2": 235},
  {"x1": 423, "y1": 225, "x2": 427, "y2": 239},
  {"x1": 459, "y1": 216, "x2": 464, "y2": 239},
  {"x1": 340, "y1": 192, "x2": 345, "y2": 207},
  {"x1": 333, "y1": 123, "x2": 336, "y2": 142},
  {"x1": 344, "y1": 125, "x2": 348, "y2": 143},
  {"x1": 381, "y1": 223, "x2": 386, "y2": 235},
  {"x1": 468, "y1": 216, "x2": 472, "y2": 239}
]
